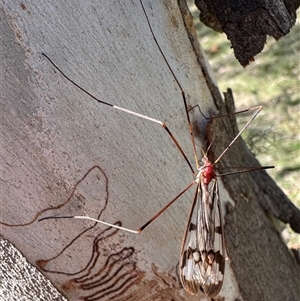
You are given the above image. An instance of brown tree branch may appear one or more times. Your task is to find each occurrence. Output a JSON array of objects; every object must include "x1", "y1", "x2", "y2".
[{"x1": 195, "y1": 0, "x2": 299, "y2": 66}]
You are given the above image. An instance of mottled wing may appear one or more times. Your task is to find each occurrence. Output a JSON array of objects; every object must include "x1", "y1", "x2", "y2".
[
  {"x1": 179, "y1": 179, "x2": 226, "y2": 298},
  {"x1": 179, "y1": 185, "x2": 202, "y2": 294}
]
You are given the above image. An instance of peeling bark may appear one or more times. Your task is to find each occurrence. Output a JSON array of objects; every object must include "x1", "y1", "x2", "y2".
[{"x1": 195, "y1": 0, "x2": 299, "y2": 66}]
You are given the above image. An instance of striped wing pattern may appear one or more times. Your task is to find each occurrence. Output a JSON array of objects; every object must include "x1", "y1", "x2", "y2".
[{"x1": 180, "y1": 178, "x2": 226, "y2": 298}]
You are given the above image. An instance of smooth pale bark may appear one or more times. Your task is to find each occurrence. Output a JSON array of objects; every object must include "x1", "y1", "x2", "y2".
[{"x1": 1, "y1": 1, "x2": 299, "y2": 301}]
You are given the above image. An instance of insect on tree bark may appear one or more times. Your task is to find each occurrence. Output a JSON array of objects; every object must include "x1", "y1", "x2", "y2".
[
  {"x1": 1, "y1": 1, "x2": 299, "y2": 301},
  {"x1": 40, "y1": 6, "x2": 273, "y2": 300}
]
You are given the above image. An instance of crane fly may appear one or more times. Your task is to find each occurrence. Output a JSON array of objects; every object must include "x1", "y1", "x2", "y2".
[{"x1": 40, "y1": 0, "x2": 274, "y2": 298}]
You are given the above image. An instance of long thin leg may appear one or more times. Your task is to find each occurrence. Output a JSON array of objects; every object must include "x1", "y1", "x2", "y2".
[
  {"x1": 139, "y1": 1, "x2": 200, "y2": 169},
  {"x1": 42, "y1": 53, "x2": 195, "y2": 176},
  {"x1": 189, "y1": 105, "x2": 272, "y2": 170},
  {"x1": 189, "y1": 104, "x2": 260, "y2": 120},
  {"x1": 39, "y1": 180, "x2": 196, "y2": 233},
  {"x1": 217, "y1": 165, "x2": 274, "y2": 177},
  {"x1": 213, "y1": 106, "x2": 263, "y2": 165}
]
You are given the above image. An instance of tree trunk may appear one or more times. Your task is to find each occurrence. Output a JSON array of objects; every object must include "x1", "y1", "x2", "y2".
[{"x1": 1, "y1": 1, "x2": 299, "y2": 301}]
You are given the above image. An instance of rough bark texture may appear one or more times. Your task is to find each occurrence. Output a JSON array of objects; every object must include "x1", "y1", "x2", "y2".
[
  {"x1": 0, "y1": 236, "x2": 67, "y2": 301},
  {"x1": 195, "y1": 0, "x2": 299, "y2": 66},
  {"x1": 206, "y1": 90, "x2": 300, "y2": 301},
  {"x1": 1, "y1": 1, "x2": 299, "y2": 301}
]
